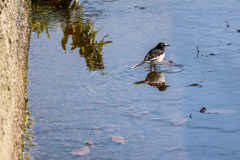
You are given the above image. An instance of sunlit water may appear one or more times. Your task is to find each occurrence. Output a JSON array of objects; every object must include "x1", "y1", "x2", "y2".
[{"x1": 26, "y1": 0, "x2": 240, "y2": 159}]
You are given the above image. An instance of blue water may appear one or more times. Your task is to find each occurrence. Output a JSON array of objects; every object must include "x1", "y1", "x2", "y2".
[{"x1": 26, "y1": 0, "x2": 240, "y2": 159}]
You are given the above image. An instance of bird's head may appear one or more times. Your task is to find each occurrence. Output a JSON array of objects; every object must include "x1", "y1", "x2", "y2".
[{"x1": 156, "y1": 42, "x2": 170, "y2": 49}]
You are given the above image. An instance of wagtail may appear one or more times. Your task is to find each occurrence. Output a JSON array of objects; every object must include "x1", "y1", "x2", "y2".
[{"x1": 132, "y1": 42, "x2": 170, "y2": 70}]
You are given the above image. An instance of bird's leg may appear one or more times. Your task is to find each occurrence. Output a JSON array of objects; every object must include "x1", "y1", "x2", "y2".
[
  {"x1": 150, "y1": 65, "x2": 153, "y2": 71},
  {"x1": 153, "y1": 65, "x2": 157, "y2": 70}
]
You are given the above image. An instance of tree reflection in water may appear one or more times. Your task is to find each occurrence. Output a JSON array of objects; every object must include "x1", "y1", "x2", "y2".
[{"x1": 30, "y1": 0, "x2": 112, "y2": 70}]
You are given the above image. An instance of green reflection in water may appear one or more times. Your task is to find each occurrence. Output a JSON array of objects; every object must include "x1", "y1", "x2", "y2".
[
  {"x1": 23, "y1": 112, "x2": 35, "y2": 160},
  {"x1": 30, "y1": 0, "x2": 112, "y2": 70}
]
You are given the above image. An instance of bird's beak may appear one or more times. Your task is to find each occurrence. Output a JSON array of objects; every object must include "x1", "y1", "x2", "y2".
[{"x1": 165, "y1": 44, "x2": 170, "y2": 46}]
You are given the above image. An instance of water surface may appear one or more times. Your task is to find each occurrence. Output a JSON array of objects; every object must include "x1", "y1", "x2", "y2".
[{"x1": 26, "y1": 0, "x2": 240, "y2": 159}]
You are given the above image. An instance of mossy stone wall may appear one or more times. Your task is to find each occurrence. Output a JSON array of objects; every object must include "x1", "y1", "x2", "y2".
[{"x1": 0, "y1": 0, "x2": 30, "y2": 159}]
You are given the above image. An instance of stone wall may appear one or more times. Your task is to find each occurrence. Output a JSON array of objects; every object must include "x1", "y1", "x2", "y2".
[{"x1": 0, "y1": 0, "x2": 30, "y2": 159}]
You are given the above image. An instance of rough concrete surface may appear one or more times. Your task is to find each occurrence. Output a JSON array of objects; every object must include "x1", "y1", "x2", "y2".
[{"x1": 0, "y1": 0, "x2": 30, "y2": 159}]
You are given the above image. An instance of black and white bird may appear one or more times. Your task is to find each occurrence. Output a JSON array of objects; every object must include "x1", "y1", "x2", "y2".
[{"x1": 132, "y1": 42, "x2": 170, "y2": 70}]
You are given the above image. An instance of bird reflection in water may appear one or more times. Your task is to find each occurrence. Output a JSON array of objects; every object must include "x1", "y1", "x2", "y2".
[
  {"x1": 30, "y1": 0, "x2": 112, "y2": 71},
  {"x1": 135, "y1": 71, "x2": 169, "y2": 91}
]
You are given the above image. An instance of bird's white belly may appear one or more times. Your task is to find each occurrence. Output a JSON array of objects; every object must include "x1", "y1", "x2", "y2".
[{"x1": 147, "y1": 52, "x2": 165, "y2": 65}]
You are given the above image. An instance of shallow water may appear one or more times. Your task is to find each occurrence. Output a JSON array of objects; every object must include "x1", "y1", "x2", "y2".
[{"x1": 26, "y1": 0, "x2": 240, "y2": 159}]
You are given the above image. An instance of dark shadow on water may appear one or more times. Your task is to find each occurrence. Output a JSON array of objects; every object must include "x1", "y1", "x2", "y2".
[
  {"x1": 135, "y1": 71, "x2": 169, "y2": 91},
  {"x1": 30, "y1": 0, "x2": 112, "y2": 71}
]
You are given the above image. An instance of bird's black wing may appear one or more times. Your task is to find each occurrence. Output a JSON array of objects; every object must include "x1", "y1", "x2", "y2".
[{"x1": 144, "y1": 48, "x2": 164, "y2": 62}]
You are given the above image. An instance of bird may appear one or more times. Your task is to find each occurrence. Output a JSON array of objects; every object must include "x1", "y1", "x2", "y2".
[{"x1": 132, "y1": 42, "x2": 170, "y2": 70}]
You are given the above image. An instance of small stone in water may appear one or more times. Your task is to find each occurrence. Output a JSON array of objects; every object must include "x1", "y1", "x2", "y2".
[{"x1": 200, "y1": 107, "x2": 207, "y2": 113}]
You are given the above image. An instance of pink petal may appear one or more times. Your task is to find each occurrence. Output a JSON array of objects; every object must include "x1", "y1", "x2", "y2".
[
  {"x1": 71, "y1": 145, "x2": 90, "y2": 156},
  {"x1": 111, "y1": 136, "x2": 127, "y2": 144}
]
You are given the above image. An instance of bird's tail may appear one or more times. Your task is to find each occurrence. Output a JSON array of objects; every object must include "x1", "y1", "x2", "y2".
[{"x1": 131, "y1": 62, "x2": 145, "y2": 69}]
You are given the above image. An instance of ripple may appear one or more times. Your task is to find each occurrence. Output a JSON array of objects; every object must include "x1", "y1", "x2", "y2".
[{"x1": 106, "y1": 64, "x2": 184, "y2": 82}]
